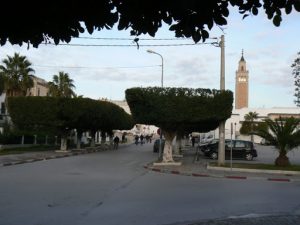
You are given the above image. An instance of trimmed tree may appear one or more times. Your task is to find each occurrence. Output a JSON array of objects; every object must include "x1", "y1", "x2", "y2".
[
  {"x1": 256, "y1": 117, "x2": 300, "y2": 166},
  {"x1": 126, "y1": 87, "x2": 233, "y2": 163},
  {"x1": 7, "y1": 97, "x2": 133, "y2": 150},
  {"x1": 7, "y1": 96, "x2": 60, "y2": 135}
]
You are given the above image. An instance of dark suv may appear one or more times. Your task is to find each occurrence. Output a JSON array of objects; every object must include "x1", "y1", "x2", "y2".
[{"x1": 201, "y1": 139, "x2": 257, "y2": 161}]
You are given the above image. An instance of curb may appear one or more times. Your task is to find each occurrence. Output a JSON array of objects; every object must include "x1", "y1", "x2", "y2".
[
  {"x1": 207, "y1": 164, "x2": 300, "y2": 175},
  {"x1": 143, "y1": 165, "x2": 300, "y2": 183},
  {"x1": 1, "y1": 149, "x2": 102, "y2": 167},
  {"x1": 1, "y1": 143, "x2": 133, "y2": 167}
]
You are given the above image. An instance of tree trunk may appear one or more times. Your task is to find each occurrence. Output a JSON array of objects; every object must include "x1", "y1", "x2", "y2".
[
  {"x1": 162, "y1": 131, "x2": 176, "y2": 163},
  {"x1": 174, "y1": 136, "x2": 182, "y2": 155},
  {"x1": 275, "y1": 151, "x2": 290, "y2": 166},
  {"x1": 76, "y1": 131, "x2": 82, "y2": 149},
  {"x1": 21, "y1": 135, "x2": 24, "y2": 145},
  {"x1": 60, "y1": 136, "x2": 67, "y2": 151},
  {"x1": 34, "y1": 135, "x2": 37, "y2": 145},
  {"x1": 109, "y1": 135, "x2": 114, "y2": 150},
  {"x1": 90, "y1": 131, "x2": 96, "y2": 147},
  {"x1": 101, "y1": 131, "x2": 106, "y2": 144}
]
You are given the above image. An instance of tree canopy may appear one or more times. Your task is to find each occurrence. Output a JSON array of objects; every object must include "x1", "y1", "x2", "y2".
[
  {"x1": 125, "y1": 87, "x2": 233, "y2": 132},
  {"x1": 7, "y1": 96, "x2": 133, "y2": 136},
  {"x1": 126, "y1": 87, "x2": 233, "y2": 163},
  {"x1": 1, "y1": 0, "x2": 299, "y2": 47}
]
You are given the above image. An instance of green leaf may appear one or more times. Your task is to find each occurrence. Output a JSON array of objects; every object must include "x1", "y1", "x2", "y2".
[
  {"x1": 242, "y1": 14, "x2": 249, "y2": 20},
  {"x1": 213, "y1": 15, "x2": 227, "y2": 25},
  {"x1": 285, "y1": 3, "x2": 292, "y2": 14},
  {"x1": 163, "y1": 16, "x2": 172, "y2": 25},
  {"x1": 192, "y1": 31, "x2": 201, "y2": 43},
  {"x1": 294, "y1": 1, "x2": 300, "y2": 12},
  {"x1": 252, "y1": 7, "x2": 258, "y2": 15},
  {"x1": 202, "y1": 30, "x2": 209, "y2": 40},
  {"x1": 207, "y1": 19, "x2": 214, "y2": 30},
  {"x1": 273, "y1": 15, "x2": 282, "y2": 27}
]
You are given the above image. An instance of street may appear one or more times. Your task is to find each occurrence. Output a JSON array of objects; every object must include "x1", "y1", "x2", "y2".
[{"x1": 0, "y1": 143, "x2": 300, "y2": 225}]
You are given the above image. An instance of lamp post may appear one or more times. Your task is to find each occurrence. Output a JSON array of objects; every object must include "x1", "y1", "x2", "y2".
[
  {"x1": 147, "y1": 49, "x2": 164, "y2": 159},
  {"x1": 147, "y1": 49, "x2": 164, "y2": 87}
]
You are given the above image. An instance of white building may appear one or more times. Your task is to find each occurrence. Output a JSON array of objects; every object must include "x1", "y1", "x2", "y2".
[
  {"x1": 109, "y1": 100, "x2": 159, "y2": 139},
  {"x1": 219, "y1": 107, "x2": 300, "y2": 143}
]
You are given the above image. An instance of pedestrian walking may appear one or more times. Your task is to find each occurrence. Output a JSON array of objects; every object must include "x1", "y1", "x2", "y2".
[
  {"x1": 113, "y1": 136, "x2": 120, "y2": 149},
  {"x1": 191, "y1": 136, "x2": 195, "y2": 147},
  {"x1": 135, "y1": 135, "x2": 139, "y2": 145},
  {"x1": 140, "y1": 134, "x2": 144, "y2": 145}
]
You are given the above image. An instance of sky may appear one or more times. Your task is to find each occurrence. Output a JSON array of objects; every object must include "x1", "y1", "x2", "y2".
[{"x1": 0, "y1": 7, "x2": 300, "y2": 109}]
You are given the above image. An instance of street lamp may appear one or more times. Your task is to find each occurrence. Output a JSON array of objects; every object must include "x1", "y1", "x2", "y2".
[
  {"x1": 147, "y1": 49, "x2": 164, "y2": 160},
  {"x1": 147, "y1": 49, "x2": 164, "y2": 87}
]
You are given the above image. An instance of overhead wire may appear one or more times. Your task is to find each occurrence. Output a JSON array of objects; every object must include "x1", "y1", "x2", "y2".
[
  {"x1": 34, "y1": 64, "x2": 161, "y2": 69},
  {"x1": 41, "y1": 42, "x2": 219, "y2": 47},
  {"x1": 36, "y1": 36, "x2": 219, "y2": 69},
  {"x1": 75, "y1": 36, "x2": 219, "y2": 41}
]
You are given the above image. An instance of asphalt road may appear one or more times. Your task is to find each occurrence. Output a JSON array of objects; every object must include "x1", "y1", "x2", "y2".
[{"x1": 0, "y1": 143, "x2": 300, "y2": 225}]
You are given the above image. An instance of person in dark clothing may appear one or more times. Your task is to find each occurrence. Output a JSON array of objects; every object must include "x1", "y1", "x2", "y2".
[
  {"x1": 191, "y1": 136, "x2": 195, "y2": 147},
  {"x1": 135, "y1": 135, "x2": 139, "y2": 145},
  {"x1": 140, "y1": 134, "x2": 144, "y2": 145},
  {"x1": 113, "y1": 136, "x2": 120, "y2": 149}
]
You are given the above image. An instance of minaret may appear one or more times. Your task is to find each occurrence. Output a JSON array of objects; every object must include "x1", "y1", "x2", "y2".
[{"x1": 235, "y1": 50, "x2": 249, "y2": 109}]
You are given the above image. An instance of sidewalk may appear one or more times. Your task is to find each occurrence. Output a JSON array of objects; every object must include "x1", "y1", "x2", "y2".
[
  {"x1": 145, "y1": 147, "x2": 300, "y2": 183},
  {"x1": 0, "y1": 143, "x2": 131, "y2": 167}
]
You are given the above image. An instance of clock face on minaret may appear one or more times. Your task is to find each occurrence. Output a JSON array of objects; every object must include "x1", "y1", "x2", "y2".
[{"x1": 235, "y1": 51, "x2": 249, "y2": 109}]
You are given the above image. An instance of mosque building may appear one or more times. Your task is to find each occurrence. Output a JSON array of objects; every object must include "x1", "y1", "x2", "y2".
[{"x1": 223, "y1": 51, "x2": 300, "y2": 143}]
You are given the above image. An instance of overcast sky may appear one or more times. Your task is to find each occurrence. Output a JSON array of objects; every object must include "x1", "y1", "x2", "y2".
[{"x1": 0, "y1": 8, "x2": 299, "y2": 108}]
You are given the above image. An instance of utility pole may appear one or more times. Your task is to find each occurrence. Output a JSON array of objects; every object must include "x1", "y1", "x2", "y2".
[{"x1": 218, "y1": 35, "x2": 226, "y2": 166}]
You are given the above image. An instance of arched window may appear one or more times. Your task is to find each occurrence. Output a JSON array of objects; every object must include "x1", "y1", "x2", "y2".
[{"x1": 241, "y1": 66, "x2": 244, "y2": 71}]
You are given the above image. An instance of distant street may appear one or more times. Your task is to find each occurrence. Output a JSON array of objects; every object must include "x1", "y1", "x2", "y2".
[{"x1": 0, "y1": 142, "x2": 300, "y2": 225}]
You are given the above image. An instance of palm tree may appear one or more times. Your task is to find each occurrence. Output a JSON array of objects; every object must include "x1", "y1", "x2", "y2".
[
  {"x1": 256, "y1": 117, "x2": 300, "y2": 166},
  {"x1": 48, "y1": 72, "x2": 76, "y2": 97},
  {"x1": 244, "y1": 111, "x2": 259, "y2": 142},
  {"x1": 0, "y1": 53, "x2": 34, "y2": 97}
]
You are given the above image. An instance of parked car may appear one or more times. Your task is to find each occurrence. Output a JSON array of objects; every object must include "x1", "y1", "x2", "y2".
[
  {"x1": 201, "y1": 139, "x2": 257, "y2": 161},
  {"x1": 153, "y1": 139, "x2": 165, "y2": 153},
  {"x1": 197, "y1": 139, "x2": 219, "y2": 154}
]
